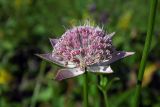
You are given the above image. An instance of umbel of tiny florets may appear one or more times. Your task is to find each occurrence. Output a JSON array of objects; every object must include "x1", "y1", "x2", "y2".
[{"x1": 36, "y1": 24, "x2": 134, "y2": 81}]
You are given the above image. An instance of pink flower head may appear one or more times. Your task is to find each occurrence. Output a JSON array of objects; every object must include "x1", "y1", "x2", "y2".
[{"x1": 36, "y1": 25, "x2": 134, "y2": 81}]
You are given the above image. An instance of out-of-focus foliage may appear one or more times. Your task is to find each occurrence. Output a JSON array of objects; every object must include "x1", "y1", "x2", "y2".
[
  {"x1": 0, "y1": 0, "x2": 160, "y2": 107},
  {"x1": 142, "y1": 63, "x2": 159, "y2": 87},
  {"x1": 0, "y1": 68, "x2": 14, "y2": 85}
]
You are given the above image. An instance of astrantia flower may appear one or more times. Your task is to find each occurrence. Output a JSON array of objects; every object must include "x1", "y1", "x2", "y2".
[{"x1": 36, "y1": 25, "x2": 134, "y2": 81}]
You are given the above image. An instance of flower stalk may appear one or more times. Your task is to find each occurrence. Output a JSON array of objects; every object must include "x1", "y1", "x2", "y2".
[
  {"x1": 30, "y1": 61, "x2": 46, "y2": 107},
  {"x1": 102, "y1": 90, "x2": 109, "y2": 107},
  {"x1": 83, "y1": 68, "x2": 88, "y2": 107},
  {"x1": 99, "y1": 75, "x2": 109, "y2": 107},
  {"x1": 132, "y1": 0, "x2": 158, "y2": 107}
]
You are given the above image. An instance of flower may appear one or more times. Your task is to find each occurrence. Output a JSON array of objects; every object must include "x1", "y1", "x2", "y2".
[{"x1": 36, "y1": 24, "x2": 134, "y2": 81}]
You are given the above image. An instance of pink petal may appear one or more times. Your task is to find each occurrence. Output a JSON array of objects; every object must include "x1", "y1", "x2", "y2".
[
  {"x1": 55, "y1": 68, "x2": 85, "y2": 81},
  {"x1": 91, "y1": 51, "x2": 135, "y2": 66},
  {"x1": 49, "y1": 38, "x2": 59, "y2": 47},
  {"x1": 36, "y1": 53, "x2": 65, "y2": 67},
  {"x1": 87, "y1": 66, "x2": 113, "y2": 74}
]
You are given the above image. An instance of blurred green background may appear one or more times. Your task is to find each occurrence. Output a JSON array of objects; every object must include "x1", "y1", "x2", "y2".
[{"x1": 0, "y1": 0, "x2": 160, "y2": 107}]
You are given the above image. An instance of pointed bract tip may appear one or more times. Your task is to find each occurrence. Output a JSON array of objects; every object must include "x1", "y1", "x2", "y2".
[
  {"x1": 54, "y1": 72, "x2": 63, "y2": 81},
  {"x1": 54, "y1": 76, "x2": 63, "y2": 81},
  {"x1": 35, "y1": 53, "x2": 42, "y2": 58},
  {"x1": 49, "y1": 38, "x2": 59, "y2": 47},
  {"x1": 54, "y1": 68, "x2": 85, "y2": 81},
  {"x1": 108, "y1": 32, "x2": 116, "y2": 38},
  {"x1": 125, "y1": 52, "x2": 135, "y2": 57}
]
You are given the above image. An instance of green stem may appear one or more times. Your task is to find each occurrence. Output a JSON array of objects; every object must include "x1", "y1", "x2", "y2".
[
  {"x1": 100, "y1": 75, "x2": 109, "y2": 107},
  {"x1": 83, "y1": 68, "x2": 88, "y2": 107},
  {"x1": 132, "y1": 0, "x2": 158, "y2": 107},
  {"x1": 30, "y1": 61, "x2": 46, "y2": 107},
  {"x1": 102, "y1": 91, "x2": 109, "y2": 107}
]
